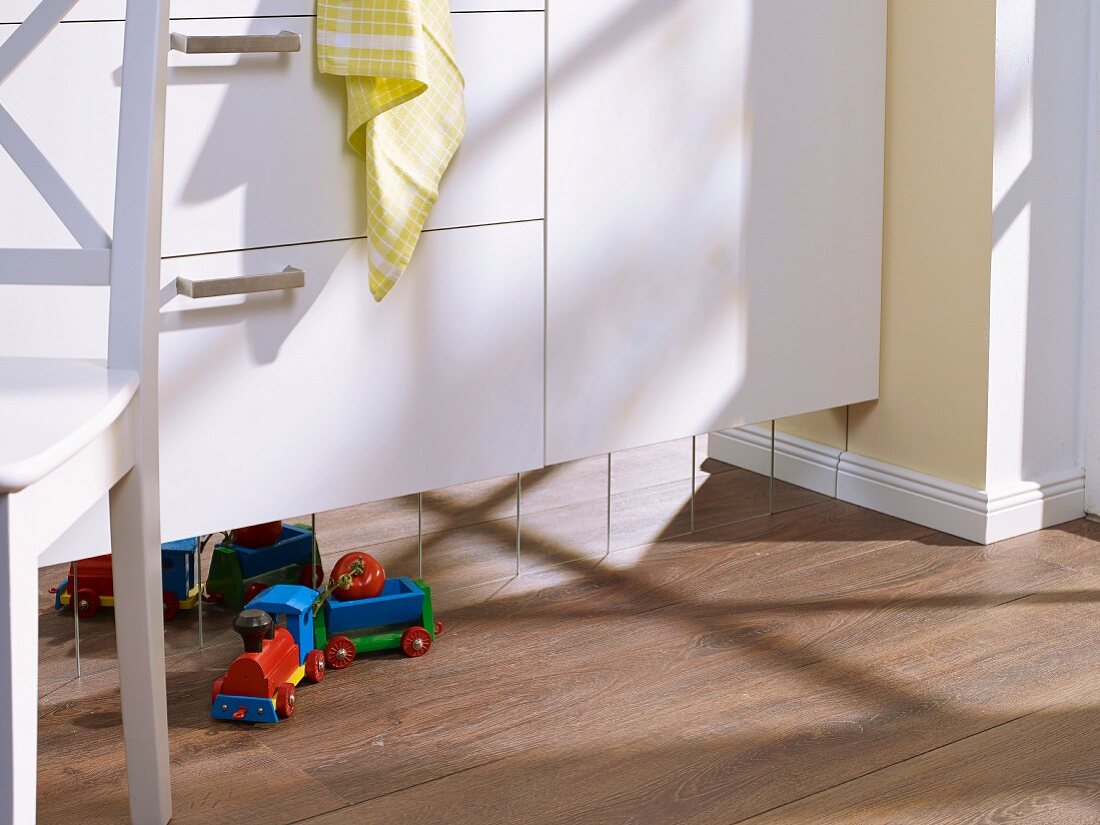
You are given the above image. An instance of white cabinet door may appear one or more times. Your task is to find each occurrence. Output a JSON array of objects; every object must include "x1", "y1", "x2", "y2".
[
  {"x1": 0, "y1": 10, "x2": 544, "y2": 257},
  {"x1": 546, "y1": 0, "x2": 886, "y2": 464},
  {"x1": 158, "y1": 221, "x2": 544, "y2": 541}
]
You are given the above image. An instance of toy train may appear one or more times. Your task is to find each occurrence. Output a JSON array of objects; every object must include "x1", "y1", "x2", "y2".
[
  {"x1": 52, "y1": 538, "x2": 201, "y2": 620},
  {"x1": 52, "y1": 523, "x2": 323, "y2": 621},
  {"x1": 212, "y1": 576, "x2": 441, "y2": 723}
]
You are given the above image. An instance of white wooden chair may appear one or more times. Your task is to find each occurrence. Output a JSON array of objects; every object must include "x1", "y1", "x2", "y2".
[{"x1": 0, "y1": 0, "x2": 173, "y2": 822}]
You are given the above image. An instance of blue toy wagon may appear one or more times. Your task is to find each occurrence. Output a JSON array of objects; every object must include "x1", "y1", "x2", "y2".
[{"x1": 316, "y1": 577, "x2": 443, "y2": 669}]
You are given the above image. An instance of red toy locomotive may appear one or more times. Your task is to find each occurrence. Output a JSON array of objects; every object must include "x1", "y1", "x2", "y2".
[{"x1": 211, "y1": 585, "x2": 326, "y2": 722}]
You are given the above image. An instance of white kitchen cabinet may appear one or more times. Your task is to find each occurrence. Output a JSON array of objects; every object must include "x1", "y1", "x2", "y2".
[
  {"x1": 158, "y1": 221, "x2": 544, "y2": 540},
  {"x1": 545, "y1": 0, "x2": 886, "y2": 464},
  {"x1": 0, "y1": 10, "x2": 544, "y2": 257},
  {"x1": 2, "y1": 0, "x2": 887, "y2": 556}
]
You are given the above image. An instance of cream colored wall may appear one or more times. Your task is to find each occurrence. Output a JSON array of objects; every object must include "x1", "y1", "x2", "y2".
[{"x1": 779, "y1": 0, "x2": 996, "y2": 490}]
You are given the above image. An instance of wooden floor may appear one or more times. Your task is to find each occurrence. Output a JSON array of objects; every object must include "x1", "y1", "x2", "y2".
[{"x1": 34, "y1": 442, "x2": 1100, "y2": 823}]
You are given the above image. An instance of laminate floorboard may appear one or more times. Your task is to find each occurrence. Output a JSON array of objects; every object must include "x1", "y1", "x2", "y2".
[
  {"x1": 34, "y1": 459, "x2": 1100, "y2": 825},
  {"x1": 293, "y1": 524, "x2": 1100, "y2": 824},
  {"x1": 742, "y1": 685, "x2": 1100, "y2": 824}
]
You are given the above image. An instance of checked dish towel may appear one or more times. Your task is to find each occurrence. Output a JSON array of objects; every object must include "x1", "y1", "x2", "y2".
[{"x1": 317, "y1": 0, "x2": 466, "y2": 302}]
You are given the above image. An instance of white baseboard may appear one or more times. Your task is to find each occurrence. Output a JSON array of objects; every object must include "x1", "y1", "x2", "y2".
[
  {"x1": 710, "y1": 426, "x2": 1085, "y2": 545},
  {"x1": 836, "y1": 452, "x2": 1085, "y2": 545},
  {"x1": 707, "y1": 426, "x2": 842, "y2": 498}
]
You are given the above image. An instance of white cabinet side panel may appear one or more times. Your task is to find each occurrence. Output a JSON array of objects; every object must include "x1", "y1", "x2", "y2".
[{"x1": 546, "y1": 0, "x2": 885, "y2": 464}]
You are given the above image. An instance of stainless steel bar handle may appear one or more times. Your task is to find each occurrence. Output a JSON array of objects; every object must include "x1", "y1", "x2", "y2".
[
  {"x1": 170, "y1": 30, "x2": 302, "y2": 55},
  {"x1": 176, "y1": 266, "x2": 305, "y2": 299}
]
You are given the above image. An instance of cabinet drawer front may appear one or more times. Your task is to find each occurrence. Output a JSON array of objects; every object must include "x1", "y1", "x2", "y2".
[
  {"x1": 158, "y1": 221, "x2": 545, "y2": 540},
  {"x1": 0, "y1": 11, "x2": 544, "y2": 256},
  {"x1": 2, "y1": 1, "x2": 544, "y2": 26}
]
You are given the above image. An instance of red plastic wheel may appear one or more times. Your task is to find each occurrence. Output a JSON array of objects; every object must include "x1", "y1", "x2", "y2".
[
  {"x1": 76, "y1": 588, "x2": 100, "y2": 619},
  {"x1": 325, "y1": 636, "x2": 356, "y2": 670},
  {"x1": 304, "y1": 649, "x2": 326, "y2": 683},
  {"x1": 275, "y1": 682, "x2": 296, "y2": 719},
  {"x1": 211, "y1": 677, "x2": 224, "y2": 706},
  {"x1": 401, "y1": 626, "x2": 432, "y2": 658},
  {"x1": 201, "y1": 590, "x2": 224, "y2": 605},
  {"x1": 433, "y1": 620, "x2": 444, "y2": 636},
  {"x1": 163, "y1": 591, "x2": 180, "y2": 622},
  {"x1": 298, "y1": 563, "x2": 325, "y2": 589},
  {"x1": 242, "y1": 582, "x2": 269, "y2": 604}
]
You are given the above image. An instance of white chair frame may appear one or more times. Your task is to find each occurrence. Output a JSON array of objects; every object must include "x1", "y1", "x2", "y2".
[{"x1": 0, "y1": 0, "x2": 173, "y2": 822}]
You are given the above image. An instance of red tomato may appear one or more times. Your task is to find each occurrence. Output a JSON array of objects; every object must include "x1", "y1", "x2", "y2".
[
  {"x1": 233, "y1": 521, "x2": 283, "y2": 548},
  {"x1": 329, "y1": 552, "x2": 385, "y2": 601}
]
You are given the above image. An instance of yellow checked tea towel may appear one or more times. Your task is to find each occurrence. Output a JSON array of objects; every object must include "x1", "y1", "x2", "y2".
[{"x1": 317, "y1": 0, "x2": 466, "y2": 302}]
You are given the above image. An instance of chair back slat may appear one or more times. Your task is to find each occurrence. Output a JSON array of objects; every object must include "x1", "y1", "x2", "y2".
[
  {"x1": 0, "y1": 0, "x2": 169, "y2": 356},
  {"x1": 0, "y1": 0, "x2": 80, "y2": 85},
  {"x1": 0, "y1": 105, "x2": 110, "y2": 251},
  {"x1": 0, "y1": 0, "x2": 112, "y2": 291},
  {"x1": 0, "y1": 249, "x2": 110, "y2": 286}
]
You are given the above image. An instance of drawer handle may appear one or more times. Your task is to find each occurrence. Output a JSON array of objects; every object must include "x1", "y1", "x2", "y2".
[
  {"x1": 170, "y1": 30, "x2": 302, "y2": 55},
  {"x1": 175, "y1": 267, "x2": 305, "y2": 299}
]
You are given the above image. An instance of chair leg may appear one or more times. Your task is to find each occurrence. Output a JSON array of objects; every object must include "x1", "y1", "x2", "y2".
[
  {"x1": 0, "y1": 494, "x2": 37, "y2": 825},
  {"x1": 109, "y1": 469, "x2": 172, "y2": 824}
]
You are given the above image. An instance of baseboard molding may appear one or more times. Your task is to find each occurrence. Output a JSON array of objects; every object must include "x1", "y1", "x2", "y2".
[
  {"x1": 710, "y1": 426, "x2": 1085, "y2": 545},
  {"x1": 707, "y1": 426, "x2": 842, "y2": 498},
  {"x1": 837, "y1": 452, "x2": 1085, "y2": 545}
]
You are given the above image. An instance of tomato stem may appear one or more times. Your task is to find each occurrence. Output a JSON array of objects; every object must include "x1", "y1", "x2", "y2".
[{"x1": 313, "y1": 557, "x2": 366, "y2": 613}]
